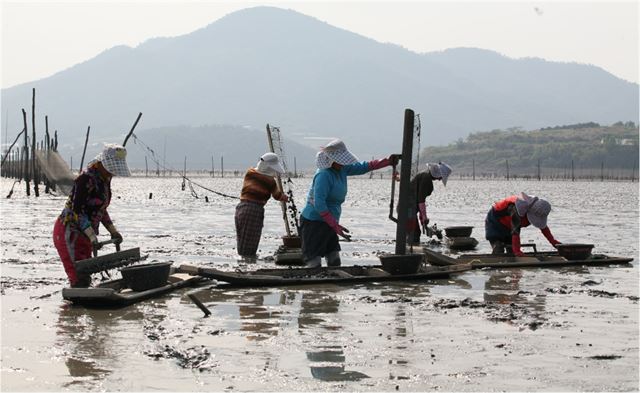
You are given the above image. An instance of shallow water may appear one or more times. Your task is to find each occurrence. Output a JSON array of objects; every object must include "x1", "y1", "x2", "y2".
[{"x1": 1, "y1": 176, "x2": 638, "y2": 391}]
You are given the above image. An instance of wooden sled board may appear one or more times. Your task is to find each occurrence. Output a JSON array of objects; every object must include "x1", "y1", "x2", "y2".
[
  {"x1": 423, "y1": 248, "x2": 634, "y2": 268},
  {"x1": 62, "y1": 273, "x2": 205, "y2": 308},
  {"x1": 179, "y1": 264, "x2": 471, "y2": 287},
  {"x1": 74, "y1": 247, "x2": 142, "y2": 274}
]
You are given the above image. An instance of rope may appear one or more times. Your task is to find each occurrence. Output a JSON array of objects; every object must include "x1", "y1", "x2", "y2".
[{"x1": 130, "y1": 133, "x2": 240, "y2": 200}]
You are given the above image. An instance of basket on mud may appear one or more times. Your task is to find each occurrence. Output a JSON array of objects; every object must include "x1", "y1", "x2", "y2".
[
  {"x1": 379, "y1": 254, "x2": 423, "y2": 275},
  {"x1": 556, "y1": 244, "x2": 594, "y2": 260},
  {"x1": 444, "y1": 226, "x2": 473, "y2": 238},
  {"x1": 120, "y1": 262, "x2": 172, "y2": 291},
  {"x1": 282, "y1": 235, "x2": 302, "y2": 249}
]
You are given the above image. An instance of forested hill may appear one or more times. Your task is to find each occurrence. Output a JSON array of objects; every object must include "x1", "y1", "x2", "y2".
[{"x1": 422, "y1": 122, "x2": 639, "y2": 173}]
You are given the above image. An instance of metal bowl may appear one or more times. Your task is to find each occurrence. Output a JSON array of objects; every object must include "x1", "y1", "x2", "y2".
[
  {"x1": 120, "y1": 262, "x2": 172, "y2": 292},
  {"x1": 379, "y1": 254, "x2": 423, "y2": 275},
  {"x1": 556, "y1": 244, "x2": 594, "y2": 260},
  {"x1": 444, "y1": 226, "x2": 474, "y2": 238}
]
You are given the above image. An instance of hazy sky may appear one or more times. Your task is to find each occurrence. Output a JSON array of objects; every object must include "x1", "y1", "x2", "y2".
[{"x1": 1, "y1": 0, "x2": 638, "y2": 89}]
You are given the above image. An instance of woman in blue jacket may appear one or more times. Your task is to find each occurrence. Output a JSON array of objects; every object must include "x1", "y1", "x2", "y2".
[{"x1": 300, "y1": 139, "x2": 397, "y2": 268}]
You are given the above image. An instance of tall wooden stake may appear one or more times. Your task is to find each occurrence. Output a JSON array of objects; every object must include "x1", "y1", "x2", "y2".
[
  {"x1": 22, "y1": 109, "x2": 30, "y2": 196},
  {"x1": 79, "y1": 126, "x2": 90, "y2": 174},
  {"x1": 122, "y1": 112, "x2": 142, "y2": 147},
  {"x1": 395, "y1": 109, "x2": 415, "y2": 255},
  {"x1": 31, "y1": 88, "x2": 39, "y2": 196},
  {"x1": 266, "y1": 124, "x2": 291, "y2": 237}
]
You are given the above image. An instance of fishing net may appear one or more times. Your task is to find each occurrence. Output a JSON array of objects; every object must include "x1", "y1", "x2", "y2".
[
  {"x1": 34, "y1": 150, "x2": 74, "y2": 195},
  {"x1": 267, "y1": 125, "x2": 300, "y2": 237},
  {"x1": 411, "y1": 113, "x2": 422, "y2": 179}
]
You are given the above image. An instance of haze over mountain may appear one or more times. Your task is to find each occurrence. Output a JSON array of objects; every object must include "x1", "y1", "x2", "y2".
[{"x1": 2, "y1": 6, "x2": 637, "y2": 169}]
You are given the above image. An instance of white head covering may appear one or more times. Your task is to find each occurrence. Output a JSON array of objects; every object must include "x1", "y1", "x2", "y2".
[
  {"x1": 515, "y1": 192, "x2": 551, "y2": 229},
  {"x1": 427, "y1": 162, "x2": 452, "y2": 186},
  {"x1": 256, "y1": 152, "x2": 285, "y2": 176},
  {"x1": 89, "y1": 143, "x2": 131, "y2": 176},
  {"x1": 315, "y1": 139, "x2": 359, "y2": 169}
]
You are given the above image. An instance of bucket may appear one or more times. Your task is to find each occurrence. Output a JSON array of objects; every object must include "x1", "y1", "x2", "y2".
[
  {"x1": 444, "y1": 226, "x2": 474, "y2": 238},
  {"x1": 282, "y1": 235, "x2": 302, "y2": 249},
  {"x1": 120, "y1": 262, "x2": 172, "y2": 292},
  {"x1": 378, "y1": 254, "x2": 423, "y2": 275},
  {"x1": 556, "y1": 244, "x2": 594, "y2": 260}
]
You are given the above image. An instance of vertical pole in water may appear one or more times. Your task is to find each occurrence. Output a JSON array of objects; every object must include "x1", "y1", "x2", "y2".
[
  {"x1": 632, "y1": 158, "x2": 637, "y2": 183},
  {"x1": 394, "y1": 109, "x2": 414, "y2": 256},
  {"x1": 537, "y1": 159, "x2": 541, "y2": 181},
  {"x1": 32, "y1": 88, "x2": 39, "y2": 197},
  {"x1": 211, "y1": 155, "x2": 214, "y2": 178},
  {"x1": 571, "y1": 160, "x2": 575, "y2": 181},
  {"x1": 505, "y1": 159, "x2": 509, "y2": 181},
  {"x1": 79, "y1": 126, "x2": 90, "y2": 174},
  {"x1": 472, "y1": 159, "x2": 475, "y2": 181},
  {"x1": 221, "y1": 156, "x2": 224, "y2": 178},
  {"x1": 22, "y1": 109, "x2": 30, "y2": 196},
  {"x1": 294, "y1": 156, "x2": 297, "y2": 178},
  {"x1": 145, "y1": 156, "x2": 148, "y2": 177}
]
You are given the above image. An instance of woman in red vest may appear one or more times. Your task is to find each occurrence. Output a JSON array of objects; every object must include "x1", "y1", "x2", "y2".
[{"x1": 484, "y1": 192, "x2": 561, "y2": 256}]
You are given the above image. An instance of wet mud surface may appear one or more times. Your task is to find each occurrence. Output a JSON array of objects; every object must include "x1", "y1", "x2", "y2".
[{"x1": 1, "y1": 177, "x2": 638, "y2": 391}]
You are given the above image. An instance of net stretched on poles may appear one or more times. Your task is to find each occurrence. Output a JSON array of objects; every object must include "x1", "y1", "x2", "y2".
[
  {"x1": 266, "y1": 125, "x2": 300, "y2": 237},
  {"x1": 411, "y1": 113, "x2": 422, "y2": 179}
]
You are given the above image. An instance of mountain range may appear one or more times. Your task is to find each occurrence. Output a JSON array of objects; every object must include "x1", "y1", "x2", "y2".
[{"x1": 1, "y1": 6, "x2": 638, "y2": 169}]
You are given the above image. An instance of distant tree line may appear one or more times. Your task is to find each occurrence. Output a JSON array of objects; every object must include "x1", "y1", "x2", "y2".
[{"x1": 423, "y1": 123, "x2": 639, "y2": 174}]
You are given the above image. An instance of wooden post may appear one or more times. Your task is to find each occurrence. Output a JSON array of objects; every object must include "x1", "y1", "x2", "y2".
[
  {"x1": 122, "y1": 112, "x2": 142, "y2": 147},
  {"x1": 632, "y1": 158, "x2": 637, "y2": 183},
  {"x1": 571, "y1": 160, "x2": 575, "y2": 181},
  {"x1": 22, "y1": 109, "x2": 30, "y2": 196},
  {"x1": 181, "y1": 155, "x2": 187, "y2": 191},
  {"x1": 54, "y1": 131, "x2": 58, "y2": 151},
  {"x1": 221, "y1": 156, "x2": 224, "y2": 178},
  {"x1": 294, "y1": 156, "x2": 297, "y2": 178},
  {"x1": 472, "y1": 159, "x2": 475, "y2": 181},
  {"x1": 45, "y1": 116, "x2": 50, "y2": 151},
  {"x1": 211, "y1": 155, "x2": 214, "y2": 177},
  {"x1": 395, "y1": 109, "x2": 415, "y2": 255},
  {"x1": 506, "y1": 159, "x2": 509, "y2": 181},
  {"x1": 537, "y1": 159, "x2": 541, "y2": 181},
  {"x1": 31, "y1": 88, "x2": 39, "y2": 197},
  {"x1": 79, "y1": 126, "x2": 90, "y2": 174},
  {"x1": 145, "y1": 156, "x2": 148, "y2": 177}
]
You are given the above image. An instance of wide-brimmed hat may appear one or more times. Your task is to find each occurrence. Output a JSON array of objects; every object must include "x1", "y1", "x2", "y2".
[
  {"x1": 256, "y1": 152, "x2": 285, "y2": 176},
  {"x1": 91, "y1": 143, "x2": 131, "y2": 177},
  {"x1": 316, "y1": 139, "x2": 359, "y2": 169},
  {"x1": 515, "y1": 192, "x2": 551, "y2": 229},
  {"x1": 427, "y1": 162, "x2": 452, "y2": 186}
]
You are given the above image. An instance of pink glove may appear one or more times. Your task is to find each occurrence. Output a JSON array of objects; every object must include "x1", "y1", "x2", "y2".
[
  {"x1": 541, "y1": 227, "x2": 561, "y2": 247},
  {"x1": 511, "y1": 235, "x2": 525, "y2": 257},
  {"x1": 418, "y1": 202, "x2": 428, "y2": 224},
  {"x1": 319, "y1": 211, "x2": 351, "y2": 241},
  {"x1": 368, "y1": 158, "x2": 391, "y2": 171}
]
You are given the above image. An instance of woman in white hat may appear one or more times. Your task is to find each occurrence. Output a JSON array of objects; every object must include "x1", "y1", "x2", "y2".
[
  {"x1": 235, "y1": 152, "x2": 289, "y2": 260},
  {"x1": 484, "y1": 192, "x2": 562, "y2": 256},
  {"x1": 407, "y1": 162, "x2": 452, "y2": 244},
  {"x1": 52, "y1": 143, "x2": 131, "y2": 287},
  {"x1": 300, "y1": 139, "x2": 398, "y2": 268}
]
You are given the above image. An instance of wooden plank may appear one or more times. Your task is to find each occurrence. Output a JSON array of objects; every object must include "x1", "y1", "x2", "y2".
[{"x1": 75, "y1": 248, "x2": 141, "y2": 274}]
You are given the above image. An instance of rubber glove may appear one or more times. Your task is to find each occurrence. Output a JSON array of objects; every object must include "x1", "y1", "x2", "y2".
[
  {"x1": 319, "y1": 211, "x2": 351, "y2": 241},
  {"x1": 541, "y1": 227, "x2": 561, "y2": 247},
  {"x1": 418, "y1": 202, "x2": 428, "y2": 225},
  {"x1": 368, "y1": 154, "x2": 400, "y2": 171},
  {"x1": 105, "y1": 223, "x2": 123, "y2": 244},
  {"x1": 83, "y1": 227, "x2": 102, "y2": 251},
  {"x1": 511, "y1": 234, "x2": 524, "y2": 257}
]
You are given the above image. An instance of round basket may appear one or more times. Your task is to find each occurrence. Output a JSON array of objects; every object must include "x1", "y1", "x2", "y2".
[
  {"x1": 120, "y1": 262, "x2": 172, "y2": 292},
  {"x1": 556, "y1": 244, "x2": 594, "y2": 260},
  {"x1": 444, "y1": 226, "x2": 474, "y2": 238},
  {"x1": 378, "y1": 254, "x2": 423, "y2": 275}
]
